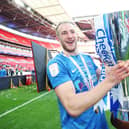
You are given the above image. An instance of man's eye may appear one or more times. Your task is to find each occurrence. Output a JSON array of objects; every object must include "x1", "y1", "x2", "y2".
[
  {"x1": 71, "y1": 30, "x2": 75, "y2": 33},
  {"x1": 61, "y1": 31, "x2": 67, "y2": 35}
]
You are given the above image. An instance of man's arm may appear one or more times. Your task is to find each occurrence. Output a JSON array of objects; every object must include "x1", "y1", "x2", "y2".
[{"x1": 55, "y1": 61, "x2": 129, "y2": 117}]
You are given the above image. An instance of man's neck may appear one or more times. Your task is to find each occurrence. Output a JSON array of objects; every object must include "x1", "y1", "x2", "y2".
[{"x1": 63, "y1": 50, "x2": 79, "y2": 57}]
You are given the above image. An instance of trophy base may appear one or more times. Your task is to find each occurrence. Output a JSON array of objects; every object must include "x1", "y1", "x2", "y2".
[
  {"x1": 117, "y1": 108, "x2": 129, "y2": 121},
  {"x1": 111, "y1": 112, "x2": 129, "y2": 129},
  {"x1": 117, "y1": 97, "x2": 129, "y2": 121}
]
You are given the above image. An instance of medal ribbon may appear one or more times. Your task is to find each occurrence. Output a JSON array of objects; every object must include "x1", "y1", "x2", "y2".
[{"x1": 69, "y1": 54, "x2": 94, "y2": 90}]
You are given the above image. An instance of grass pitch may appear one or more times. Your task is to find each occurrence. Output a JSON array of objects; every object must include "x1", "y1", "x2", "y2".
[{"x1": 0, "y1": 84, "x2": 115, "y2": 129}]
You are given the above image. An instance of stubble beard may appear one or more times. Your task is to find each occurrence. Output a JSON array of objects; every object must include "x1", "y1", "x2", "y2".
[{"x1": 62, "y1": 42, "x2": 77, "y2": 53}]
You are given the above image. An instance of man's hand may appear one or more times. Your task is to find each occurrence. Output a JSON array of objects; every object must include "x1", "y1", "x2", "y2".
[{"x1": 105, "y1": 60, "x2": 129, "y2": 86}]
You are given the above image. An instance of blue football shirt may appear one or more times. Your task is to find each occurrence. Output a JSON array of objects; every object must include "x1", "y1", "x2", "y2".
[{"x1": 47, "y1": 53, "x2": 109, "y2": 129}]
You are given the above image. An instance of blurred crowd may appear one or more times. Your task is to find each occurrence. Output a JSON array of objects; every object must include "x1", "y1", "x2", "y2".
[{"x1": 0, "y1": 64, "x2": 34, "y2": 77}]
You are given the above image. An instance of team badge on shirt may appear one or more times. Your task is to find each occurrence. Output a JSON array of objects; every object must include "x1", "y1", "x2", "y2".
[{"x1": 49, "y1": 63, "x2": 59, "y2": 77}]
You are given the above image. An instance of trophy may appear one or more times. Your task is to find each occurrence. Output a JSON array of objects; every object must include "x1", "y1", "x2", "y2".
[
  {"x1": 94, "y1": 10, "x2": 129, "y2": 123},
  {"x1": 111, "y1": 12, "x2": 129, "y2": 122}
]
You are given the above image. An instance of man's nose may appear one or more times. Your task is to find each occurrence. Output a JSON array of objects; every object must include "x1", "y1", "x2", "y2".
[{"x1": 67, "y1": 32, "x2": 73, "y2": 38}]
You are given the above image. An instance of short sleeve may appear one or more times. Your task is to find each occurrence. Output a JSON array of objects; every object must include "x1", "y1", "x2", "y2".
[{"x1": 47, "y1": 60, "x2": 71, "y2": 89}]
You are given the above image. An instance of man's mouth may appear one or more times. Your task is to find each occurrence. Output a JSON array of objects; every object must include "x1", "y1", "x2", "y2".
[{"x1": 66, "y1": 40, "x2": 74, "y2": 44}]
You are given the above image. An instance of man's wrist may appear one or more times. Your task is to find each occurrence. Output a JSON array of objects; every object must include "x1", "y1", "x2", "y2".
[{"x1": 104, "y1": 77, "x2": 117, "y2": 89}]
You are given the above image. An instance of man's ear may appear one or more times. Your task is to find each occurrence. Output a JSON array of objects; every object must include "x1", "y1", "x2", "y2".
[{"x1": 56, "y1": 36, "x2": 61, "y2": 42}]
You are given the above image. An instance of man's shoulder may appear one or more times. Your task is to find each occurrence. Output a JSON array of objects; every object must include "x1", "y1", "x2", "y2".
[
  {"x1": 81, "y1": 53, "x2": 92, "y2": 58},
  {"x1": 80, "y1": 53, "x2": 96, "y2": 64},
  {"x1": 48, "y1": 53, "x2": 64, "y2": 65}
]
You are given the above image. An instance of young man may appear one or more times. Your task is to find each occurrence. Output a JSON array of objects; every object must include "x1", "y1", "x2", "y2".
[{"x1": 47, "y1": 21, "x2": 129, "y2": 129}]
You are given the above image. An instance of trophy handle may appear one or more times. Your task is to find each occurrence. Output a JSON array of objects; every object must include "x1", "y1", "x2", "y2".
[{"x1": 122, "y1": 77, "x2": 129, "y2": 97}]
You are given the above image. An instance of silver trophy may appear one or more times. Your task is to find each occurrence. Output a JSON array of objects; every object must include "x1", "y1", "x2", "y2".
[
  {"x1": 94, "y1": 11, "x2": 129, "y2": 122},
  {"x1": 111, "y1": 12, "x2": 129, "y2": 121}
]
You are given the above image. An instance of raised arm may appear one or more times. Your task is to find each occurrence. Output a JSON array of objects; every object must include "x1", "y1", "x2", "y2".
[{"x1": 55, "y1": 60, "x2": 129, "y2": 117}]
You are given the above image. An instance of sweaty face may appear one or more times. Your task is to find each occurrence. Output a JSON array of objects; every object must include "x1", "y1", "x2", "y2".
[{"x1": 57, "y1": 23, "x2": 78, "y2": 53}]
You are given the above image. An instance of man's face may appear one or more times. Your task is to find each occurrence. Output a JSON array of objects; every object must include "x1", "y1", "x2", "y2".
[{"x1": 57, "y1": 23, "x2": 78, "y2": 53}]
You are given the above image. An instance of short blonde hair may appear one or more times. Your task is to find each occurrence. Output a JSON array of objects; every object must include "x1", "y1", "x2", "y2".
[{"x1": 56, "y1": 21, "x2": 75, "y2": 36}]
